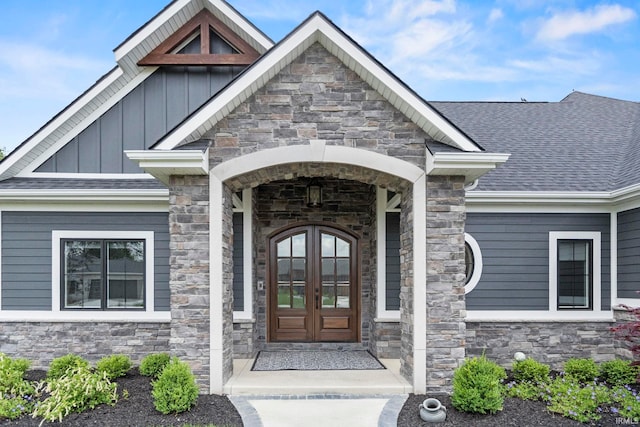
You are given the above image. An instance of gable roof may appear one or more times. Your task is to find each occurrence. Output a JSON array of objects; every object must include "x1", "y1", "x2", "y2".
[
  {"x1": 0, "y1": 0, "x2": 273, "y2": 182},
  {"x1": 431, "y1": 92, "x2": 640, "y2": 192},
  {"x1": 151, "y1": 11, "x2": 482, "y2": 153}
]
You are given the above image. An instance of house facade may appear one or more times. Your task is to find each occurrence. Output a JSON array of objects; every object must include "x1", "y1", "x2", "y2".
[{"x1": 0, "y1": 0, "x2": 637, "y2": 395}]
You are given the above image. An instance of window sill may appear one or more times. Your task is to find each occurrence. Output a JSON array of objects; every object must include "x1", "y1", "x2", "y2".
[
  {"x1": 0, "y1": 310, "x2": 171, "y2": 323},
  {"x1": 465, "y1": 310, "x2": 614, "y2": 322}
]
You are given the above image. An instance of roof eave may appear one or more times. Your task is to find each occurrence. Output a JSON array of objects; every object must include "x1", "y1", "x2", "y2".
[
  {"x1": 427, "y1": 152, "x2": 510, "y2": 184},
  {"x1": 126, "y1": 149, "x2": 210, "y2": 185}
]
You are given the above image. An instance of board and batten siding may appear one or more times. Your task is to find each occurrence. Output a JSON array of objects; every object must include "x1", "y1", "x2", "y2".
[
  {"x1": 1, "y1": 212, "x2": 170, "y2": 311},
  {"x1": 465, "y1": 213, "x2": 611, "y2": 311},
  {"x1": 232, "y1": 212, "x2": 244, "y2": 311},
  {"x1": 385, "y1": 212, "x2": 401, "y2": 311},
  {"x1": 36, "y1": 66, "x2": 244, "y2": 174},
  {"x1": 618, "y1": 207, "x2": 640, "y2": 299}
]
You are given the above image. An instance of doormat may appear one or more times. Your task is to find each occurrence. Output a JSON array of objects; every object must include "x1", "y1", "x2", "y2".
[{"x1": 251, "y1": 350, "x2": 385, "y2": 371}]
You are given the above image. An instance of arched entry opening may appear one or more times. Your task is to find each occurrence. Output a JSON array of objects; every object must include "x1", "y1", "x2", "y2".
[
  {"x1": 209, "y1": 141, "x2": 427, "y2": 394},
  {"x1": 269, "y1": 223, "x2": 359, "y2": 342}
]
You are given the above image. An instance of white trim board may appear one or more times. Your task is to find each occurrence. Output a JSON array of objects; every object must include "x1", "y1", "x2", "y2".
[{"x1": 465, "y1": 310, "x2": 614, "y2": 322}]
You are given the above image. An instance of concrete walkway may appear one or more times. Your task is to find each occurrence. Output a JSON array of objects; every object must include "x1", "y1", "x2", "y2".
[
  {"x1": 230, "y1": 394, "x2": 408, "y2": 427},
  {"x1": 226, "y1": 358, "x2": 410, "y2": 426}
]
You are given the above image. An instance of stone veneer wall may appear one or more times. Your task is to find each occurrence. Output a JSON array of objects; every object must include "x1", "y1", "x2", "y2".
[
  {"x1": 0, "y1": 322, "x2": 170, "y2": 369},
  {"x1": 399, "y1": 188, "x2": 414, "y2": 381},
  {"x1": 425, "y1": 175, "x2": 467, "y2": 393},
  {"x1": 466, "y1": 322, "x2": 617, "y2": 367},
  {"x1": 168, "y1": 175, "x2": 212, "y2": 392}
]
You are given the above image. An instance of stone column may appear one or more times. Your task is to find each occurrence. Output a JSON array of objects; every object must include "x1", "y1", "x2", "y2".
[
  {"x1": 168, "y1": 175, "x2": 210, "y2": 392},
  {"x1": 425, "y1": 175, "x2": 467, "y2": 393}
]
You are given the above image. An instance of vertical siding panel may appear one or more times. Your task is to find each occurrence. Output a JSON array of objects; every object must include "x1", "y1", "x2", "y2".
[
  {"x1": 385, "y1": 212, "x2": 401, "y2": 310},
  {"x1": 188, "y1": 67, "x2": 210, "y2": 113},
  {"x1": 144, "y1": 72, "x2": 167, "y2": 149},
  {"x1": 78, "y1": 123, "x2": 100, "y2": 173},
  {"x1": 55, "y1": 137, "x2": 79, "y2": 173},
  {"x1": 99, "y1": 103, "x2": 123, "y2": 173},
  {"x1": 618, "y1": 208, "x2": 640, "y2": 298},
  {"x1": 232, "y1": 212, "x2": 244, "y2": 311},
  {"x1": 210, "y1": 66, "x2": 234, "y2": 95},
  {"x1": 166, "y1": 68, "x2": 188, "y2": 130},
  {"x1": 122, "y1": 85, "x2": 145, "y2": 173}
]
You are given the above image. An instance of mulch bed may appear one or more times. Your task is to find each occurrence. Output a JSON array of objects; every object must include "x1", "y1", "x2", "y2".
[
  {"x1": 0, "y1": 369, "x2": 242, "y2": 427},
  {"x1": 397, "y1": 394, "x2": 623, "y2": 427}
]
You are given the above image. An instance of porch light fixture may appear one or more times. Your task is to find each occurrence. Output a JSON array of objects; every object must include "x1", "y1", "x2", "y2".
[{"x1": 306, "y1": 179, "x2": 323, "y2": 207}]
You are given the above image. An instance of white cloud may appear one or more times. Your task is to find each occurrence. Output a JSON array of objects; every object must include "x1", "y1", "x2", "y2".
[
  {"x1": 536, "y1": 4, "x2": 636, "y2": 41},
  {"x1": 488, "y1": 8, "x2": 504, "y2": 23}
]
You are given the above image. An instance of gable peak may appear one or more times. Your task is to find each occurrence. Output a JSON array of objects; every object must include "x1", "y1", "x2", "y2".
[{"x1": 138, "y1": 9, "x2": 260, "y2": 67}]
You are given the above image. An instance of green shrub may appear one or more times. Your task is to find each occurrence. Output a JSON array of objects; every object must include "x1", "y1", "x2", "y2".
[
  {"x1": 33, "y1": 366, "x2": 118, "y2": 423},
  {"x1": 504, "y1": 379, "x2": 544, "y2": 400},
  {"x1": 599, "y1": 359, "x2": 637, "y2": 386},
  {"x1": 47, "y1": 354, "x2": 90, "y2": 380},
  {"x1": 563, "y1": 358, "x2": 599, "y2": 383},
  {"x1": 140, "y1": 353, "x2": 171, "y2": 378},
  {"x1": 512, "y1": 358, "x2": 550, "y2": 384},
  {"x1": 545, "y1": 376, "x2": 611, "y2": 422},
  {"x1": 0, "y1": 353, "x2": 36, "y2": 420},
  {"x1": 451, "y1": 355, "x2": 506, "y2": 414},
  {"x1": 96, "y1": 354, "x2": 132, "y2": 380},
  {"x1": 151, "y1": 357, "x2": 199, "y2": 414}
]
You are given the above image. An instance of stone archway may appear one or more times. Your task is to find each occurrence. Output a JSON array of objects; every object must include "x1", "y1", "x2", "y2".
[{"x1": 208, "y1": 141, "x2": 427, "y2": 394}]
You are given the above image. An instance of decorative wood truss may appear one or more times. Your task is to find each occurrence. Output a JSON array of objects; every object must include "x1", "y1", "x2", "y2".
[{"x1": 138, "y1": 9, "x2": 260, "y2": 66}]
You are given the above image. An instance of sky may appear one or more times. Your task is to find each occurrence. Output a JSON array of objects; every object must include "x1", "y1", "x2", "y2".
[{"x1": 0, "y1": 0, "x2": 639, "y2": 153}]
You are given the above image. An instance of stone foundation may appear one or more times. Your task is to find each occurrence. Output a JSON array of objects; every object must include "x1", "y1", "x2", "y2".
[
  {"x1": 465, "y1": 321, "x2": 617, "y2": 368},
  {"x1": 371, "y1": 320, "x2": 402, "y2": 358},
  {"x1": 0, "y1": 322, "x2": 170, "y2": 369}
]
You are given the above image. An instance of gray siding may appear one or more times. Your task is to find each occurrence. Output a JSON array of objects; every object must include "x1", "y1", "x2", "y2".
[
  {"x1": 1, "y1": 212, "x2": 169, "y2": 311},
  {"x1": 232, "y1": 212, "x2": 244, "y2": 311},
  {"x1": 618, "y1": 208, "x2": 640, "y2": 298},
  {"x1": 466, "y1": 213, "x2": 611, "y2": 311},
  {"x1": 385, "y1": 212, "x2": 401, "y2": 310},
  {"x1": 37, "y1": 66, "x2": 244, "y2": 174}
]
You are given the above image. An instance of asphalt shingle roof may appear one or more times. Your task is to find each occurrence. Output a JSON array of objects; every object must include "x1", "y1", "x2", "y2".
[
  {"x1": 430, "y1": 92, "x2": 640, "y2": 192},
  {"x1": 0, "y1": 178, "x2": 166, "y2": 190}
]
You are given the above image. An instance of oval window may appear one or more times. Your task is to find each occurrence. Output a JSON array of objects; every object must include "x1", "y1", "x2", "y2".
[{"x1": 464, "y1": 233, "x2": 482, "y2": 294}]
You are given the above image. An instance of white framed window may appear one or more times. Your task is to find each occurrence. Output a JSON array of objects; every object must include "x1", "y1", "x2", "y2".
[
  {"x1": 464, "y1": 233, "x2": 483, "y2": 294},
  {"x1": 52, "y1": 230, "x2": 156, "y2": 317},
  {"x1": 549, "y1": 231, "x2": 601, "y2": 312}
]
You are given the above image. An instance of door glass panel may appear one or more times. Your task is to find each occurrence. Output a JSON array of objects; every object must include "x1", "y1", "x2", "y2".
[
  {"x1": 277, "y1": 238, "x2": 291, "y2": 257},
  {"x1": 292, "y1": 284, "x2": 305, "y2": 308},
  {"x1": 321, "y1": 234, "x2": 335, "y2": 257},
  {"x1": 336, "y1": 259, "x2": 349, "y2": 283},
  {"x1": 336, "y1": 284, "x2": 350, "y2": 308},
  {"x1": 292, "y1": 234, "x2": 306, "y2": 257},
  {"x1": 322, "y1": 284, "x2": 335, "y2": 308},
  {"x1": 277, "y1": 259, "x2": 291, "y2": 282},
  {"x1": 292, "y1": 259, "x2": 306, "y2": 281},
  {"x1": 336, "y1": 237, "x2": 349, "y2": 257},
  {"x1": 322, "y1": 259, "x2": 335, "y2": 283},
  {"x1": 278, "y1": 284, "x2": 291, "y2": 308}
]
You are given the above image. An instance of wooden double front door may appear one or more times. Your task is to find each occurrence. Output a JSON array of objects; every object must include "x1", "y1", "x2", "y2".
[{"x1": 268, "y1": 225, "x2": 359, "y2": 342}]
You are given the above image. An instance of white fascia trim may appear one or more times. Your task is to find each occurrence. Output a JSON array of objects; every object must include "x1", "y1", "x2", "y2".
[
  {"x1": 466, "y1": 310, "x2": 614, "y2": 322},
  {"x1": 126, "y1": 149, "x2": 209, "y2": 185},
  {"x1": 549, "y1": 231, "x2": 601, "y2": 312},
  {"x1": 0, "y1": 200, "x2": 168, "y2": 213},
  {"x1": 155, "y1": 14, "x2": 478, "y2": 153},
  {"x1": 615, "y1": 299, "x2": 640, "y2": 309},
  {"x1": 0, "y1": 68, "x2": 122, "y2": 178},
  {"x1": 210, "y1": 175, "x2": 224, "y2": 394},
  {"x1": 376, "y1": 187, "x2": 401, "y2": 320},
  {"x1": 0, "y1": 311, "x2": 171, "y2": 323},
  {"x1": 0, "y1": 189, "x2": 169, "y2": 203},
  {"x1": 427, "y1": 152, "x2": 510, "y2": 184},
  {"x1": 203, "y1": 0, "x2": 273, "y2": 50},
  {"x1": 51, "y1": 230, "x2": 159, "y2": 320},
  {"x1": 233, "y1": 188, "x2": 254, "y2": 321},
  {"x1": 26, "y1": 173, "x2": 156, "y2": 180},
  {"x1": 413, "y1": 174, "x2": 427, "y2": 394},
  {"x1": 17, "y1": 68, "x2": 157, "y2": 177}
]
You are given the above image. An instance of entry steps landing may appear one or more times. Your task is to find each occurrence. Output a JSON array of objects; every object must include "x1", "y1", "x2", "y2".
[{"x1": 224, "y1": 358, "x2": 412, "y2": 395}]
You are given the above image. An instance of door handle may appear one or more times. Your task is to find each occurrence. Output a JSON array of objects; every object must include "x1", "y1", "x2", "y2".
[{"x1": 315, "y1": 288, "x2": 319, "y2": 310}]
